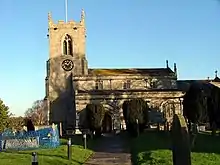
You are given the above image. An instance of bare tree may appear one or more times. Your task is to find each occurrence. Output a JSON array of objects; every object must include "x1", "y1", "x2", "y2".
[
  {"x1": 25, "y1": 100, "x2": 48, "y2": 125},
  {"x1": 8, "y1": 116, "x2": 25, "y2": 131}
]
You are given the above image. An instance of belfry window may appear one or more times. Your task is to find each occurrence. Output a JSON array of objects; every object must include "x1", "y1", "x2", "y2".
[
  {"x1": 63, "y1": 40, "x2": 67, "y2": 55},
  {"x1": 68, "y1": 40, "x2": 73, "y2": 55},
  {"x1": 63, "y1": 34, "x2": 73, "y2": 55}
]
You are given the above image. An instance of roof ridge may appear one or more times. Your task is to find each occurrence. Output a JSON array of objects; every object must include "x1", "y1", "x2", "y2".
[{"x1": 89, "y1": 68, "x2": 168, "y2": 70}]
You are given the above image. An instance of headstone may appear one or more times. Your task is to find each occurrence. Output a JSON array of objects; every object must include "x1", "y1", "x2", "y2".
[{"x1": 172, "y1": 114, "x2": 191, "y2": 165}]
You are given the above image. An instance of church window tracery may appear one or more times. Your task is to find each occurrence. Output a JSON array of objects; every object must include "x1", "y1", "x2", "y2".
[
  {"x1": 63, "y1": 34, "x2": 73, "y2": 55},
  {"x1": 63, "y1": 40, "x2": 67, "y2": 55}
]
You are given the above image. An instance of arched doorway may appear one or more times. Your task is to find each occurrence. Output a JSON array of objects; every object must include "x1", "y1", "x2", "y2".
[
  {"x1": 102, "y1": 112, "x2": 112, "y2": 133},
  {"x1": 160, "y1": 100, "x2": 179, "y2": 123}
]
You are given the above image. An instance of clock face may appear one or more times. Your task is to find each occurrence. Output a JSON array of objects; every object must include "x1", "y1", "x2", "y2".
[{"x1": 61, "y1": 59, "x2": 74, "y2": 71}]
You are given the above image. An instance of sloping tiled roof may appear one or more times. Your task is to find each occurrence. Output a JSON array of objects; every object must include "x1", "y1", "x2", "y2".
[
  {"x1": 177, "y1": 80, "x2": 210, "y2": 91},
  {"x1": 176, "y1": 79, "x2": 220, "y2": 91},
  {"x1": 214, "y1": 76, "x2": 220, "y2": 82},
  {"x1": 88, "y1": 68, "x2": 174, "y2": 76}
]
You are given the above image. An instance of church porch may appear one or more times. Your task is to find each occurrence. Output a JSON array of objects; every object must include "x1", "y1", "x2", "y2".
[{"x1": 75, "y1": 89, "x2": 185, "y2": 130}]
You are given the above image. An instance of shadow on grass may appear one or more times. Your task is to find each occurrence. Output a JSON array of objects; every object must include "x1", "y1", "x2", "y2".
[
  {"x1": 192, "y1": 132, "x2": 220, "y2": 154},
  {"x1": 63, "y1": 132, "x2": 130, "y2": 154},
  {"x1": 129, "y1": 129, "x2": 220, "y2": 165},
  {"x1": 129, "y1": 130, "x2": 172, "y2": 165},
  {"x1": 61, "y1": 134, "x2": 102, "y2": 151}
]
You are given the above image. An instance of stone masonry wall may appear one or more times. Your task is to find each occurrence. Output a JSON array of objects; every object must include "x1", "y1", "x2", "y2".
[
  {"x1": 75, "y1": 90, "x2": 185, "y2": 129},
  {"x1": 73, "y1": 74, "x2": 177, "y2": 91},
  {"x1": 48, "y1": 13, "x2": 86, "y2": 59}
]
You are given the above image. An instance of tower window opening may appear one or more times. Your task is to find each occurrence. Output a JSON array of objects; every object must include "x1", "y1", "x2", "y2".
[
  {"x1": 68, "y1": 40, "x2": 72, "y2": 55},
  {"x1": 63, "y1": 40, "x2": 67, "y2": 55},
  {"x1": 63, "y1": 34, "x2": 73, "y2": 55}
]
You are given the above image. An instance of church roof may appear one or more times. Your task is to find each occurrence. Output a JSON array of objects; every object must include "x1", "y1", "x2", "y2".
[
  {"x1": 177, "y1": 79, "x2": 220, "y2": 91},
  {"x1": 214, "y1": 76, "x2": 220, "y2": 82},
  {"x1": 88, "y1": 68, "x2": 174, "y2": 76}
]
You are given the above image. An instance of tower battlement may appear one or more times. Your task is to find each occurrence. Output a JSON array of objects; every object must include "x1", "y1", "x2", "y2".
[
  {"x1": 48, "y1": 9, "x2": 85, "y2": 29},
  {"x1": 47, "y1": 9, "x2": 86, "y2": 59}
]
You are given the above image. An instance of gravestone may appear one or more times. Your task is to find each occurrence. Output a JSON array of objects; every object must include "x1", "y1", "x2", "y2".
[{"x1": 172, "y1": 114, "x2": 191, "y2": 165}]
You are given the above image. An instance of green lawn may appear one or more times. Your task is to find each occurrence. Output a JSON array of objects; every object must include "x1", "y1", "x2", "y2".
[
  {"x1": 0, "y1": 137, "x2": 93, "y2": 165},
  {"x1": 130, "y1": 130, "x2": 220, "y2": 165}
]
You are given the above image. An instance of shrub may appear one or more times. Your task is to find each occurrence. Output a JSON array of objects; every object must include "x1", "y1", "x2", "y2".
[
  {"x1": 86, "y1": 103, "x2": 105, "y2": 137},
  {"x1": 183, "y1": 82, "x2": 220, "y2": 134},
  {"x1": 183, "y1": 82, "x2": 208, "y2": 124},
  {"x1": 122, "y1": 100, "x2": 130, "y2": 125},
  {"x1": 25, "y1": 118, "x2": 35, "y2": 132},
  {"x1": 123, "y1": 98, "x2": 149, "y2": 137}
]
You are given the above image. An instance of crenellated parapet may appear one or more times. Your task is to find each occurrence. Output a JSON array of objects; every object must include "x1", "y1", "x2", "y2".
[
  {"x1": 47, "y1": 9, "x2": 87, "y2": 59},
  {"x1": 48, "y1": 9, "x2": 86, "y2": 32}
]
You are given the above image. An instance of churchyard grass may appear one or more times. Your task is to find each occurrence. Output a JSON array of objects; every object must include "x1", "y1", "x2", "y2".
[
  {"x1": 0, "y1": 138, "x2": 93, "y2": 165},
  {"x1": 130, "y1": 130, "x2": 220, "y2": 165}
]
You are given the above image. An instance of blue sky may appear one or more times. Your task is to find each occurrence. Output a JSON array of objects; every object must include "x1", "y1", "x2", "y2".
[{"x1": 0, "y1": 0, "x2": 220, "y2": 116}]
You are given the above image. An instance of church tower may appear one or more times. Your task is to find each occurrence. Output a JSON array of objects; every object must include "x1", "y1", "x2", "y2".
[{"x1": 45, "y1": 9, "x2": 88, "y2": 130}]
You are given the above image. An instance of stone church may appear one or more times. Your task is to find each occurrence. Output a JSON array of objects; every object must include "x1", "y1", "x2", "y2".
[{"x1": 45, "y1": 9, "x2": 219, "y2": 132}]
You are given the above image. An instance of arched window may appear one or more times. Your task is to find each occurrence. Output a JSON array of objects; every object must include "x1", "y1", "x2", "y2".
[
  {"x1": 68, "y1": 40, "x2": 72, "y2": 55},
  {"x1": 63, "y1": 34, "x2": 73, "y2": 55},
  {"x1": 63, "y1": 40, "x2": 67, "y2": 55}
]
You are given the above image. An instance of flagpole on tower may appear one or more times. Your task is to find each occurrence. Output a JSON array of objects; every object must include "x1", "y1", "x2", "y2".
[{"x1": 65, "y1": 0, "x2": 68, "y2": 22}]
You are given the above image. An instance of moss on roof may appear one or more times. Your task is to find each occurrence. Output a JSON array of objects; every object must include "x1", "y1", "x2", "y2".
[{"x1": 88, "y1": 68, "x2": 173, "y2": 76}]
